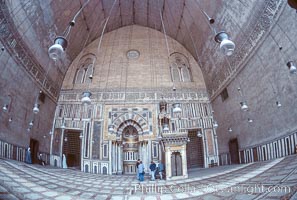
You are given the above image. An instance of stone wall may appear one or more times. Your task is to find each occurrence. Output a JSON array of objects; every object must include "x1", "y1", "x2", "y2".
[
  {"x1": 0, "y1": 41, "x2": 55, "y2": 153},
  {"x1": 213, "y1": 4, "x2": 297, "y2": 154},
  {"x1": 62, "y1": 25, "x2": 206, "y2": 92}
]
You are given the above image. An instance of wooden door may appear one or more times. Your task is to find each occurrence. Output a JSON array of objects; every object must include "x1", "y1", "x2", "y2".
[
  {"x1": 229, "y1": 138, "x2": 239, "y2": 164},
  {"x1": 186, "y1": 130, "x2": 204, "y2": 168},
  {"x1": 30, "y1": 139, "x2": 39, "y2": 164},
  {"x1": 171, "y1": 152, "x2": 182, "y2": 176}
]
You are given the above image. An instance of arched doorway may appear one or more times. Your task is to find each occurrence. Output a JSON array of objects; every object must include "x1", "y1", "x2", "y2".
[{"x1": 122, "y1": 125, "x2": 139, "y2": 174}]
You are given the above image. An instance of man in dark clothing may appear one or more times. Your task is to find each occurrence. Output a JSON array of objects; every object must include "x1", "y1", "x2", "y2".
[
  {"x1": 136, "y1": 159, "x2": 140, "y2": 180},
  {"x1": 149, "y1": 161, "x2": 156, "y2": 181}
]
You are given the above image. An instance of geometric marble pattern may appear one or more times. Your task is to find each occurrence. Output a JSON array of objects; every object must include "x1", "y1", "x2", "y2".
[{"x1": 1, "y1": 155, "x2": 297, "y2": 199}]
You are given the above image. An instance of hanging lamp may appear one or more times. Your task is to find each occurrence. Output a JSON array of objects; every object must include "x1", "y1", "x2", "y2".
[{"x1": 48, "y1": 0, "x2": 90, "y2": 60}]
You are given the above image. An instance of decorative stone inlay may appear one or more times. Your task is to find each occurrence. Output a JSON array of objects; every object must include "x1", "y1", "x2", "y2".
[
  {"x1": 126, "y1": 49, "x2": 140, "y2": 59},
  {"x1": 59, "y1": 88, "x2": 210, "y2": 104},
  {"x1": 209, "y1": 0, "x2": 285, "y2": 100},
  {"x1": 0, "y1": 2, "x2": 59, "y2": 101},
  {"x1": 161, "y1": 131, "x2": 189, "y2": 145}
]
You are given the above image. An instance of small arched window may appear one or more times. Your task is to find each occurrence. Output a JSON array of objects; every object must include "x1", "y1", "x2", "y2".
[
  {"x1": 170, "y1": 53, "x2": 192, "y2": 82},
  {"x1": 74, "y1": 54, "x2": 96, "y2": 84}
]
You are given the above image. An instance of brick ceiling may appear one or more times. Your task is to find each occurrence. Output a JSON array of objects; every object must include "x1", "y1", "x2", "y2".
[{"x1": 5, "y1": 0, "x2": 280, "y2": 98}]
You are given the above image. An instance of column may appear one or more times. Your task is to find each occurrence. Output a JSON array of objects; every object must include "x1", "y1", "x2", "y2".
[
  {"x1": 165, "y1": 146, "x2": 171, "y2": 179},
  {"x1": 214, "y1": 134, "x2": 219, "y2": 165},
  {"x1": 118, "y1": 143, "x2": 122, "y2": 174},
  {"x1": 181, "y1": 145, "x2": 188, "y2": 178},
  {"x1": 112, "y1": 142, "x2": 116, "y2": 174},
  {"x1": 108, "y1": 140, "x2": 112, "y2": 175},
  {"x1": 115, "y1": 142, "x2": 118, "y2": 172},
  {"x1": 203, "y1": 131, "x2": 208, "y2": 168},
  {"x1": 60, "y1": 129, "x2": 65, "y2": 168},
  {"x1": 148, "y1": 140, "x2": 152, "y2": 162}
]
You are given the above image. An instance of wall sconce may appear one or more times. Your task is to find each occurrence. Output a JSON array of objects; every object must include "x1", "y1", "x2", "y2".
[
  {"x1": 8, "y1": 117, "x2": 12, "y2": 123},
  {"x1": 287, "y1": 61, "x2": 297, "y2": 74},
  {"x1": 214, "y1": 31, "x2": 236, "y2": 56},
  {"x1": 64, "y1": 137, "x2": 68, "y2": 142},
  {"x1": 79, "y1": 132, "x2": 83, "y2": 139},
  {"x1": 48, "y1": 0, "x2": 90, "y2": 60},
  {"x1": 228, "y1": 127, "x2": 233, "y2": 132}
]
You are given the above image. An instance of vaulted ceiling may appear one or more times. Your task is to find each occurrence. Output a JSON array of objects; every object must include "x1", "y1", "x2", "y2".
[{"x1": 3, "y1": 0, "x2": 284, "y2": 98}]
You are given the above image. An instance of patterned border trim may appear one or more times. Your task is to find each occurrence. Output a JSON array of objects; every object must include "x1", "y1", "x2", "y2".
[
  {"x1": 59, "y1": 88, "x2": 210, "y2": 103},
  {"x1": 0, "y1": 1, "x2": 59, "y2": 101}
]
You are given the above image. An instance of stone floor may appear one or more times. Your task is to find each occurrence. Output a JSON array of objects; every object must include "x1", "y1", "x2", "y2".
[{"x1": 0, "y1": 155, "x2": 297, "y2": 200}]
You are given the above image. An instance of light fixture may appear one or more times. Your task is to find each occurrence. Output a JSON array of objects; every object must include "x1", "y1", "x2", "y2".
[
  {"x1": 49, "y1": 130, "x2": 53, "y2": 135},
  {"x1": 79, "y1": 132, "x2": 83, "y2": 139},
  {"x1": 29, "y1": 120, "x2": 34, "y2": 127},
  {"x1": 108, "y1": 124, "x2": 114, "y2": 133},
  {"x1": 240, "y1": 101, "x2": 249, "y2": 111},
  {"x1": 48, "y1": 0, "x2": 90, "y2": 60},
  {"x1": 287, "y1": 61, "x2": 297, "y2": 74},
  {"x1": 276, "y1": 101, "x2": 282, "y2": 108},
  {"x1": 197, "y1": 130, "x2": 203, "y2": 137},
  {"x1": 8, "y1": 117, "x2": 12, "y2": 123},
  {"x1": 27, "y1": 128, "x2": 31, "y2": 132},
  {"x1": 2, "y1": 104, "x2": 8, "y2": 113},
  {"x1": 172, "y1": 87, "x2": 182, "y2": 114},
  {"x1": 48, "y1": 37, "x2": 68, "y2": 60},
  {"x1": 187, "y1": 138, "x2": 190, "y2": 142},
  {"x1": 33, "y1": 103, "x2": 39, "y2": 114},
  {"x1": 172, "y1": 103, "x2": 182, "y2": 113},
  {"x1": 248, "y1": 118, "x2": 253, "y2": 123},
  {"x1": 215, "y1": 31, "x2": 235, "y2": 56},
  {"x1": 195, "y1": 1, "x2": 234, "y2": 56},
  {"x1": 64, "y1": 137, "x2": 68, "y2": 142},
  {"x1": 81, "y1": 91, "x2": 92, "y2": 105},
  {"x1": 238, "y1": 87, "x2": 249, "y2": 111},
  {"x1": 213, "y1": 121, "x2": 218, "y2": 128},
  {"x1": 162, "y1": 123, "x2": 169, "y2": 132},
  {"x1": 228, "y1": 127, "x2": 232, "y2": 132}
]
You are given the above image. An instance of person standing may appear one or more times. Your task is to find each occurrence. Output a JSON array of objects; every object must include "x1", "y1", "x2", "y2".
[
  {"x1": 149, "y1": 161, "x2": 156, "y2": 181},
  {"x1": 25, "y1": 147, "x2": 32, "y2": 164},
  {"x1": 62, "y1": 154, "x2": 68, "y2": 169},
  {"x1": 158, "y1": 161, "x2": 164, "y2": 180},
  {"x1": 136, "y1": 159, "x2": 140, "y2": 180},
  {"x1": 138, "y1": 161, "x2": 145, "y2": 182}
]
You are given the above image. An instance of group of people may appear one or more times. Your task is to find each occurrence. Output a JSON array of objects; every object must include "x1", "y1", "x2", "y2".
[
  {"x1": 25, "y1": 147, "x2": 46, "y2": 166},
  {"x1": 136, "y1": 159, "x2": 164, "y2": 181}
]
